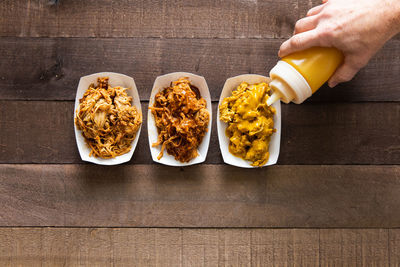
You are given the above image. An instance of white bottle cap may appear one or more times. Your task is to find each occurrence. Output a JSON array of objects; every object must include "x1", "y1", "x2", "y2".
[{"x1": 268, "y1": 60, "x2": 312, "y2": 104}]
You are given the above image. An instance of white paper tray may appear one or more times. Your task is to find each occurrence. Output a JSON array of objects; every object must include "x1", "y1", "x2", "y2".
[
  {"x1": 217, "y1": 74, "x2": 281, "y2": 168},
  {"x1": 74, "y1": 72, "x2": 142, "y2": 165},
  {"x1": 148, "y1": 72, "x2": 212, "y2": 166}
]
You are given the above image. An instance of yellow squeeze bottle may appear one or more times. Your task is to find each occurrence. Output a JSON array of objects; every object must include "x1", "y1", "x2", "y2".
[{"x1": 267, "y1": 47, "x2": 344, "y2": 105}]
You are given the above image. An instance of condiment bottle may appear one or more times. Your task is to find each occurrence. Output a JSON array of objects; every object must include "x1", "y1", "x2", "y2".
[{"x1": 266, "y1": 47, "x2": 344, "y2": 105}]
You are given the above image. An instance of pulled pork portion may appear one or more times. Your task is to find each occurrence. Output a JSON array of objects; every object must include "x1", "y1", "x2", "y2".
[
  {"x1": 75, "y1": 77, "x2": 142, "y2": 159},
  {"x1": 149, "y1": 77, "x2": 210, "y2": 163}
]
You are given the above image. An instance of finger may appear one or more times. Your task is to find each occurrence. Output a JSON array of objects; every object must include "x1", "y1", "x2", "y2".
[
  {"x1": 294, "y1": 15, "x2": 319, "y2": 35},
  {"x1": 327, "y1": 63, "x2": 358, "y2": 87},
  {"x1": 278, "y1": 30, "x2": 320, "y2": 58},
  {"x1": 306, "y1": 3, "x2": 325, "y2": 17},
  {"x1": 322, "y1": 0, "x2": 328, "y2": 3}
]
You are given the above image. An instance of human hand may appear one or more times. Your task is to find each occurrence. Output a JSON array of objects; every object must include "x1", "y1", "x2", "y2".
[{"x1": 278, "y1": 0, "x2": 400, "y2": 87}]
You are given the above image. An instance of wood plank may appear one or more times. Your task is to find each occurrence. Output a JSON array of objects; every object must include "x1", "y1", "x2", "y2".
[
  {"x1": 389, "y1": 229, "x2": 400, "y2": 267},
  {"x1": 0, "y1": 37, "x2": 399, "y2": 102},
  {"x1": 1, "y1": 101, "x2": 399, "y2": 165},
  {"x1": 1, "y1": 228, "x2": 393, "y2": 266},
  {"x1": 251, "y1": 229, "x2": 319, "y2": 266},
  {"x1": 0, "y1": 228, "x2": 318, "y2": 266},
  {"x1": 182, "y1": 229, "x2": 219, "y2": 266},
  {"x1": 0, "y1": 0, "x2": 317, "y2": 38},
  {"x1": 10, "y1": 228, "x2": 43, "y2": 267},
  {"x1": 320, "y1": 229, "x2": 389, "y2": 267},
  {"x1": 0, "y1": 164, "x2": 399, "y2": 227},
  {"x1": 41, "y1": 228, "x2": 68, "y2": 266},
  {"x1": 217, "y1": 229, "x2": 251, "y2": 266},
  {"x1": 112, "y1": 228, "x2": 157, "y2": 266},
  {"x1": 0, "y1": 228, "x2": 12, "y2": 266},
  {"x1": 251, "y1": 229, "x2": 274, "y2": 265}
]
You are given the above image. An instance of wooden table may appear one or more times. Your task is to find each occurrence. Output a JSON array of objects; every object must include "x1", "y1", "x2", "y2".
[{"x1": 0, "y1": 0, "x2": 399, "y2": 266}]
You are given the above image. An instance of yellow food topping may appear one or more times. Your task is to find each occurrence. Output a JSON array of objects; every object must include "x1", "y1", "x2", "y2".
[{"x1": 219, "y1": 82, "x2": 276, "y2": 166}]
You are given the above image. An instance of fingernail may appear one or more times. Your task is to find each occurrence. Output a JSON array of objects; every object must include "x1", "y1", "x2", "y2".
[
  {"x1": 278, "y1": 48, "x2": 285, "y2": 58},
  {"x1": 328, "y1": 81, "x2": 337, "y2": 88}
]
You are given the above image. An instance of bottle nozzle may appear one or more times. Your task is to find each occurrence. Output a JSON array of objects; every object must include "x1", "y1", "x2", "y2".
[{"x1": 266, "y1": 91, "x2": 282, "y2": 106}]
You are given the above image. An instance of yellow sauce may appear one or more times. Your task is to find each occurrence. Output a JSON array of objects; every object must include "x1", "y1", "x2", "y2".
[
  {"x1": 219, "y1": 82, "x2": 276, "y2": 166},
  {"x1": 282, "y1": 47, "x2": 344, "y2": 93}
]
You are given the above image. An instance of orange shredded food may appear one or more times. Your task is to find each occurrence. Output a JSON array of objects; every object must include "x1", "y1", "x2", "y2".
[
  {"x1": 149, "y1": 77, "x2": 210, "y2": 162},
  {"x1": 75, "y1": 77, "x2": 142, "y2": 159}
]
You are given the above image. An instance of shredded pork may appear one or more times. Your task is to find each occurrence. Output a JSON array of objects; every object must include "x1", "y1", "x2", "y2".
[
  {"x1": 75, "y1": 77, "x2": 142, "y2": 159},
  {"x1": 149, "y1": 78, "x2": 210, "y2": 162}
]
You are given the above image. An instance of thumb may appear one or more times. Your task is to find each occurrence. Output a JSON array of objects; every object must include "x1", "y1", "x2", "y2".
[{"x1": 328, "y1": 63, "x2": 358, "y2": 88}]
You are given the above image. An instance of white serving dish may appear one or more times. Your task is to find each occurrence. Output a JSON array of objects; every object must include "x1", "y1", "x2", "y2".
[
  {"x1": 74, "y1": 72, "x2": 142, "y2": 165},
  {"x1": 148, "y1": 72, "x2": 212, "y2": 166},
  {"x1": 217, "y1": 74, "x2": 281, "y2": 168}
]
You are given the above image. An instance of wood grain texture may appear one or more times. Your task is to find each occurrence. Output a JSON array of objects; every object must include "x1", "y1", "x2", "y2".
[
  {"x1": 1, "y1": 101, "x2": 399, "y2": 165},
  {"x1": 320, "y1": 229, "x2": 390, "y2": 267},
  {"x1": 389, "y1": 229, "x2": 400, "y2": 267},
  {"x1": 1, "y1": 1, "x2": 399, "y2": 265},
  {"x1": 251, "y1": 229, "x2": 319, "y2": 266},
  {"x1": 0, "y1": 228, "x2": 318, "y2": 266},
  {"x1": 0, "y1": 37, "x2": 399, "y2": 102},
  {"x1": 2, "y1": 228, "x2": 400, "y2": 266},
  {"x1": 0, "y1": 0, "x2": 317, "y2": 39},
  {"x1": 0, "y1": 164, "x2": 399, "y2": 227}
]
